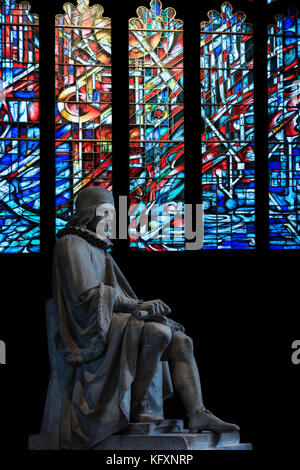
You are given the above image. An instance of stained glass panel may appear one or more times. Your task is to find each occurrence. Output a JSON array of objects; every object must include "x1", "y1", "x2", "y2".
[
  {"x1": 55, "y1": 0, "x2": 112, "y2": 231},
  {"x1": 201, "y1": 2, "x2": 255, "y2": 249},
  {"x1": 268, "y1": 7, "x2": 300, "y2": 248},
  {"x1": 0, "y1": 0, "x2": 39, "y2": 253},
  {"x1": 129, "y1": 0, "x2": 184, "y2": 251}
]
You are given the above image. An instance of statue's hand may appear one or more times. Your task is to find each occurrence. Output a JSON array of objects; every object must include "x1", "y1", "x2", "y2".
[{"x1": 137, "y1": 299, "x2": 171, "y2": 316}]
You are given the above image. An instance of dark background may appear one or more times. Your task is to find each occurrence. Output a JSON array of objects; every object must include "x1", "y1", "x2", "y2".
[{"x1": 0, "y1": 0, "x2": 299, "y2": 452}]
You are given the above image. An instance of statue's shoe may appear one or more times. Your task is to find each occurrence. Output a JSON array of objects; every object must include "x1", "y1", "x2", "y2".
[
  {"x1": 131, "y1": 412, "x2": 164, "y2": 423},
  {"x1": 130, "y1": 398, "x2": 164, "y2": 423},
  {"x1": 188, "y1": 408, "x2": 240, "y2": 433}
]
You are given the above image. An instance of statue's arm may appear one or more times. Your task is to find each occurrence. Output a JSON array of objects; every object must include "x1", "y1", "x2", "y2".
[
  {"x1": 114, "y1": 296, "x2": 172, "y2": 317},
  {"x1": 55, "y1": 236, "x2": 171, "y2": 319},
  {"x1": 113, "y1": 291, "x2": 143, "y2": 313},
  {"x1": 56, "y1": 236, "x2": 142, "y2": 314}
]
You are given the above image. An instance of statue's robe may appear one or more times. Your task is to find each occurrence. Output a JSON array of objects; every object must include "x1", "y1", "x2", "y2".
[{"x1": 52, "y1": 233, "x2": 173, "y2": 450}]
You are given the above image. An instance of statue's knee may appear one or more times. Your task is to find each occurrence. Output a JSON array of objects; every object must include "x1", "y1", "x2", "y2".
[
  {"x1": 142, "y1": 322, "x2": 172, "y2": 349},
  {"x1": 172, "y1": 331, "x2": 194, "y2": 357}
]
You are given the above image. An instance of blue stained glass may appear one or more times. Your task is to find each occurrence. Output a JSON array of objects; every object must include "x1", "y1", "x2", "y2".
[
  {"x1": 201, "y1": 2, "x2": 255, "y2": 250},
  {"x1": 0, "y1": 0, "x2": 40, "y2": 253},
  {"x1": 129, "y1": 0, "x2": 185, "y2": 252},
  {"x1": 268, "y1": 9, "x2": 300, "y2": 248},
  {"x1": 284, "y1": 17, "x2": 294, "y2": 28},
  {"x1": 215, "y1": 45, "x2": 222, "y2": 57}
]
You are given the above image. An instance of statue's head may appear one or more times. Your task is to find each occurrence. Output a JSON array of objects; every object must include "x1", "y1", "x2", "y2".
[
  {"x1": 67, "y1": 186, "x2": 115, "y2": 239},
  {"x1": 75, "y1": 186, "x2": 114, "y2": 212}
]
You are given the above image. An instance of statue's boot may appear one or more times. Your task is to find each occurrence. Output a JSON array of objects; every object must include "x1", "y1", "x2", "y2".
[
  {"x1": 130, "y1": 323, "x2": 172, "y2": 424},
  {"x1": 131, "y1": 397, "x2": 164, "y2": 423},
  {"x1": 188, "y1": 408, "x2": 240, "y2": 433}
]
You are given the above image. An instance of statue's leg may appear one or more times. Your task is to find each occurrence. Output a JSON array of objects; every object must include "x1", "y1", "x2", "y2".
[
  {"x1": 164, "y1": 331, "x2": 239, "y2": 433},
  {"x1": 163, "y1": 331, "x2": 204, "y2": 414},
  {"x1": 130, "y1": 322, "x2": 172, "y2": 422}
]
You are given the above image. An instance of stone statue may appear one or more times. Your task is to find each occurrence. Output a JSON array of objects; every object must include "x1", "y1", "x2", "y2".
[{"x1": 50, "y1": 186, "x2": 239, "y2": 450}]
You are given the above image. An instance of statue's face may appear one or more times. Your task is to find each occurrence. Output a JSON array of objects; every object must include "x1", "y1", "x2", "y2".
[{"x1": 95, "y1": 203, "x2": 115, "y2": 238}]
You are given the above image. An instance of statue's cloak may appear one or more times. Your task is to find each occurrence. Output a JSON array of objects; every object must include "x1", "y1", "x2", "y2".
[{"x1": 52, "y1": 232, "x2": 173, "y2": 450}]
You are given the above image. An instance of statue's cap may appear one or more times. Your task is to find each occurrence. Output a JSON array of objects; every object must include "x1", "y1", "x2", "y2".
[{"x1": 75, "y1": 186, "x2": 114, "y2": 211}]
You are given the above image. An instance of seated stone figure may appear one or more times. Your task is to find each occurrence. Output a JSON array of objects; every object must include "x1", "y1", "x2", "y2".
[{"x1": 52, "y1": 186, "x2": 239, "y2": 449}]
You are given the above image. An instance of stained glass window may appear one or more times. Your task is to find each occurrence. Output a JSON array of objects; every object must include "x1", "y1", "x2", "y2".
[
  {"x1": 55, "y1": 0, "x2": 112, "y2": 231},
  {"x1": 0, "y1": 0, "x2": 39, "y2": 253},
  {"x1": 129, "y1": 0, "x2": 184, "y2": 251},
  {"x1": 201, "y1": 2, "x2": 255, "y2": 249},
  {"x1": 268, "y1": 7, "x2": 300, "y2": 248}
]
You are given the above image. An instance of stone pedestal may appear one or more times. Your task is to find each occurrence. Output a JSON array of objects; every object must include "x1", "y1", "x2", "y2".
[{"x1": 28, "y1": 419, "x2": 252, "y2": 450}]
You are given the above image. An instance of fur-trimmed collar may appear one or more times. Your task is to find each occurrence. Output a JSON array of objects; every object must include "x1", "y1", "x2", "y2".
[{"x1": 56, "y1": 226, "x2": 113, "y2": 250}]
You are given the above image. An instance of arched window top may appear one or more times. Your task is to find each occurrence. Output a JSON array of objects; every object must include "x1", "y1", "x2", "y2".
[
  {"x1": 268, "y1": 6, "x2": 299, "y2": 33},
  {"x1": 0, "y1": 0, "x2": 38, "y2": 24},
  {"x1": 55, "y1": 0, "x2": 110, "y2": 29},
  {"x1": 129, "y1": 0, "x2": 183, "y2": 31},
  {"x1": 200, "y1": 2, "x2": 251, "y2": 33}
]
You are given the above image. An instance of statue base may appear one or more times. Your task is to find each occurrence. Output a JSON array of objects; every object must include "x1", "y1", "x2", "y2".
[{"x1": 28, "y1": 419, "x2": 252, "y2": 450}]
